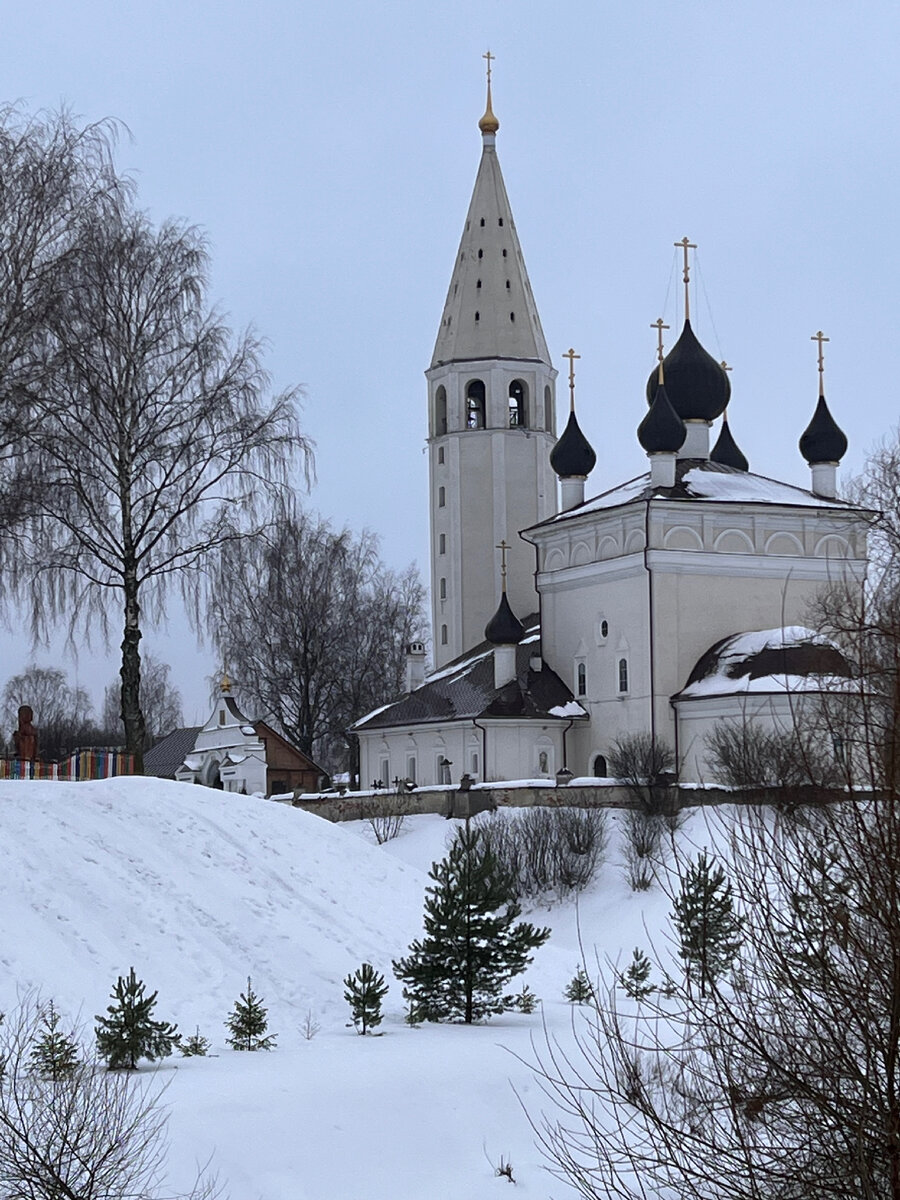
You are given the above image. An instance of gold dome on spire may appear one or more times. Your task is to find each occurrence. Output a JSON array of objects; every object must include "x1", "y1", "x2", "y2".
[{"x1": 478, "y1": 50, "x2": 499, "y2": 134}]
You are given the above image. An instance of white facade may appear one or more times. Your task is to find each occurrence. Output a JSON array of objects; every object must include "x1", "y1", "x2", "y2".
[{"x1": 175, "y1": 685, "x2": 267, "y2": 796}]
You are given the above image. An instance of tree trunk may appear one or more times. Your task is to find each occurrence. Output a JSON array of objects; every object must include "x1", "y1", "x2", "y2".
[{"x1": 120, "y1": 567, "x2": 146, "y2": 774}]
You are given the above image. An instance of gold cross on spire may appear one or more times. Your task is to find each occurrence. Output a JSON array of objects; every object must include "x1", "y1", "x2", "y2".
[
  {"x1": 496, "y1": 539, "x2": 510, "y2": 591},
  {"x1": 479, "y1": 50, "x2": 499, "y2": 134},
  {"x1": 675, "y1": 236, "x2": 697, "y2": 322},
  {"x1": 483, "y1": 49, "x2": 494, "y2": 83},
  {"x1": 720, "y1": 360, "x2": 732, "y2": 372},
  {"x1": 562, "y1": 347, "x2": 580, "y2": 412},
  {"x1": 811, "y1": 330, "x2": 829, "y2": 393},
  {"x1": 651, "y1": 318, "x2": 669, "y2": 386}
]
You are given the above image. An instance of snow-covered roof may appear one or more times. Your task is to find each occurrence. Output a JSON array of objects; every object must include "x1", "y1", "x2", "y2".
[
  {"x1": 535, "y1": 459, "x2": 866, "y2": 529},
  {"x1": 674, "y1": 626, "x2": 854, "y2": 700}
]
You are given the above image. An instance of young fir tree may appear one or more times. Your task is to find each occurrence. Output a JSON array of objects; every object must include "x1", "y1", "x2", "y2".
[
  {"x1": 506, "y1": 983, "x2": 539, "y2": 1013},
  {"x1": 564, "y1": 967, "x2": 594, "y2": 1004},
  {"x1": 179, "y1": 1026, "x2": 212, "y2": 1057},
  {"x1": 95, "y1": 968, "x2": 178, "y2": 1069},
  {"x1": 621, "y1": 948, "x2": 654, "y2": 999},
  {"x1": 225, "y1": 977, "x2": 276, "y2": 1050},
  {"x1": 672, "y1": 850, "x2": 745, "y2": 994},
  {"x1": 343, "y1": 963, "x2": 388, "y2": 1035},
  {"x1": 393, "y1": 825, "x2": 550, "y2": 1023},
  {"x1": 29, "y1": 1000, "x2": 80, "y2": 1079}
]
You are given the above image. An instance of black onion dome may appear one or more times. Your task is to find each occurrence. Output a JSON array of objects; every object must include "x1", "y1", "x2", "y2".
[
  {"x1": 550, "y1": 410, "x2": 597, "y2": 478},
  {"x1": 710, "y1": 413, "x2": 749, "y2": 471},
  {"x1": 484, "y1": 592, "x2": 525, "y2": 646},
  {"x1": 645, "y1": 319, "x2": 731, "y2": 422},
  {"x1": 799, "y1": 394, "x2": 848, "y2": 464},
  {"x1": 638, "y1": 383, "x2": 686, "y2": 454}
]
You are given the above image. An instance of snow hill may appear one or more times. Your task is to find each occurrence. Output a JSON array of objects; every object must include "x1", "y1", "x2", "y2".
[{"x1": 0, "y1": 777, "x2": 685, "y2": 1199}]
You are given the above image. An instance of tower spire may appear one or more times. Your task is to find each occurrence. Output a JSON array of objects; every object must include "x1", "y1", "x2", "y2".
[{"x1": 478, "y1": 50, "x2": 499, "y2": 135}]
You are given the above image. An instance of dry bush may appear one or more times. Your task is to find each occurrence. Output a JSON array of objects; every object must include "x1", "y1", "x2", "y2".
[{"x1": 476, "y1": 806, "x2": 607, "y2": 900}]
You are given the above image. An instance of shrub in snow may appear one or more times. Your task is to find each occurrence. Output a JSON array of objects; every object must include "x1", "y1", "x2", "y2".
[
  {"x1": 29, "y1": 1000, "x2": 80, "y2": 1079},
  {"x1": 620, "y1": 808, "x2": 664, "y2": 891},
  {"x1": 225, "y1": 977, "x2": 276, "y2": 1051},
  {"x1": 344, "y1": 962, "x2": 388, "y2": 1034},
  {"x1": 178, "y1": 1027, "x2": 211, "y2": 1057},
  {"x1": 95, "y1": 967, "x2": 178, "y2": 1070},
  {"x1": 672, "y1": 850, "x2": 744, "y2": 994},
  {"x1": 564, "y1": 967, "x2": 594, "y2": 1004},
  {"x1": 301, "y1": 1009, "x2": 321, "y2": 1040},
  {"x1": 476, "y1": 806, "x2": 607, "y2": 900},
  {"x1": 620, "y1": 948, "x2": 654, "y2": 999},
  {"x1": 393, "y1": 825, "x2": 550, "y2": 1023},
  {"x1": 504, "y1": 983, "x2": 539, "y2": 1013}
]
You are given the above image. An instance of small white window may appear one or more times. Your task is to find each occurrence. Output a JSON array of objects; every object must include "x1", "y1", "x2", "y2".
[
  {"x1": 470, "y1": 752, "x2": 479, "y2": 776},
  {"x1": 438, "y1": 756, "x2": 452, "y2": 785},
  {"x1": 406, "y1": 756, "x2": 416, "y2": 784},
  {"x1": 577, "y1": 662, "x2": 587, "y2": 696},
  {"x1": 618, "y1": 657, "x2": 629, "y2": 694},
  {"x1": 379, "y1": 759, "x2": 390, "y2": 788},
  {"x1": 441, "y1": 624, "x2": 448, "y2": 645}
]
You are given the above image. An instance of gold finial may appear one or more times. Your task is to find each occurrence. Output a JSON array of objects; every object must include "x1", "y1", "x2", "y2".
[
  {"x1": 562, "y1": 347, "x2": 580, "y2": 412},
  {"x1": 651, "y1": 318, "x2": 669, "y2": 386},
  {"x1": 220, "y1": 669, "x2": 232, "y2": 693},
  {"x1": 496, "y1": 538, "x2": 510, "y2": 592},
  {"x1": 675, "y1": 236, "x2": 697, "y2": 322},
  {"x1": 811, "y1": 330, "x2": 829, "y2": 393},
  {"x1": 478, "y1": 50, "x2": 500, "y2": 135}
]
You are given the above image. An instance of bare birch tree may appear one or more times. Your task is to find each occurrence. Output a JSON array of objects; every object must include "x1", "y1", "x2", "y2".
[
  {"x1": 16, "y1": 208, "x2": 309, "y2": 771},
  {"x1": 207, "y1": 503, "x2": 426, "y2": 773}
]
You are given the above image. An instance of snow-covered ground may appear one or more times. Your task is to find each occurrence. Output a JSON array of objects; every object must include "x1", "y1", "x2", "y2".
[{"x1": 0, "y1": 777, "x2": 704, "y2": 1199}]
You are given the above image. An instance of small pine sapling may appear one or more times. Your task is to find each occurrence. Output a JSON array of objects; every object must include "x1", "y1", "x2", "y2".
[
  {"x1": 344, "y1": 962, "x2": 388, "y2": 1035},
  {"x1": 95, "y1": 967, "x2": 178, "y2": 1070},
  {"x1": 178, "y1": 1026, "x2": 211, "y2": 1057},
  {"x1": 504, "y1": 984, "x2": 539, "y2": 1013},
  {"x1": 29, "y1": 1000, "x2": 80, "y2": 1079},
  {"x1": 301, "y1": 1009, "x2": 321, "y2": 1041},
  {"x1": 403, "y1": 989, "x2": 423, "y2": 1027},
  {"x1": 672, "y1": 850, "x2": 745, "y2": 995},
  {"x1": 621, "y1": 948, "x2": 654, "y2": 999},
  {"x1": 564, "y1": 966, "x2": 594, "y2": 1004},
  {"x1": 225, "y1": 977, "x2": 276, "y2": 1050}
]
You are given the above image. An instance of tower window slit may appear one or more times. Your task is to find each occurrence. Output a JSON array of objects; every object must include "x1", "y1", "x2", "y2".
[
  {"x1": 439, "y1": 578, "x2": 447, "y2": 600},
  {"x1": 476, "y1": 279, "x2": 482, "y2": 289},
  {"x1": 505, "y1": 280, "x2": 510, "y2": 290},
  {"x1": 498, "y1": 218, "x2": 504, "y2": 226},
  {"x1": 441, "y1": 625, "x2": 448, "y2": 645},
  {"x1": 475, "y1": 311, "x2": 480, "y2": 322},
  {"x1": 478, "y1": 249, "x2": 483, "y2": 259},
  {"x1": 479, "y1": 217, "x2": 485, "y2": 226},
  {"x1": 510, "y1": 312, "x2": 515, "y2": 322},
  {"x1": 439, "y1": 533, "x2": 446, "y2": 554},
  {"x1": 502, "y1": 248, "x2": 507, "y2": 258}
]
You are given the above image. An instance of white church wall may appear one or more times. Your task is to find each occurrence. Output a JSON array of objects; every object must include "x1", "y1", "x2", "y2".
[{"x1": 675, "y1": 693, "x2": 816, "y2": 782}]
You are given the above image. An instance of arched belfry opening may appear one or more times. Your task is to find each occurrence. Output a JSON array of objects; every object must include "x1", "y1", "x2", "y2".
[
  {"x1": 544, "y1": 385, "x2": 554, "y2": 432},
  {"x1": 509, "y1": 380, "x2": 527, "y2": 428},
  {"x1": 466, "y1": 379, "x2": 486, "y2": 429},
  {"x1": 434, "y1": 385, "x2": 447, "y2": 435}
]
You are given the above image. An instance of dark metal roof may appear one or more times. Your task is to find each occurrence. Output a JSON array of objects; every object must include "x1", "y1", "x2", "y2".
[
  {"x1": 484, "y1": 592, "x2": 525, "y2": 645},
  {"x1": 645, "y1": 319, "x2": 731, "y2": 422},
  {"x1": 799, "y1": 393, "x2": 848, "y2": 464},
  {"x1": 550, "y1": 410, "x2": 597, "y2": 478},
  {"x1": 638, "y1": 383, "x2": 686, "y2": 454},
  {"x1": 143, "y1": 727, "x2": 202, "y2": 778},
  {"x1": 353, "y1": 619, "x2": 586, "y2": 731}
]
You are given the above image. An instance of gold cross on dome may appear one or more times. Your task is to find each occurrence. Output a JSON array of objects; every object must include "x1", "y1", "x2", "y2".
[
  {"x1": 562, "y1": 347, "x2": 580, "y2": 411},
  {"x1": 651, "y1": 318, "x2": 669, "y2": 385},
  {"x1": 811, "y1": 330, "x2": 829, "y2": 392},
  {"x1": 483, "y1": 49, "x2": 494, "y2": 84},
  {"x1": 496, "y1": 538, "x2": 510, "y2": 590},
  {"x1": 721, "y1": 360, "x2": 732, "y2": 372},
  {"x1": 675, "y1": 236, "x2": 697, "y2": 321}
]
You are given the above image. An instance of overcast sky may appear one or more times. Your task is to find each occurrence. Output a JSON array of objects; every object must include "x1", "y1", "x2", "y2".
[{"x1": 2, "y1": 0, "x2": 898, "y2": 724}]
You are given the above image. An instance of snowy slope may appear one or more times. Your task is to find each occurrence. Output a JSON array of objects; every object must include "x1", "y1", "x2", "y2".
[{"x1": 0, "y1": 778, "x2": 706, "y2": 1199}]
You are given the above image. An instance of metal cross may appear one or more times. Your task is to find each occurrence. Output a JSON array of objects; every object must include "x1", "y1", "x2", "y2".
[
  {"x1": 483, "y1": 49, "x2": 494, "y2": 84},
  {"x1": 720, "y1": 360, "x2": 733, "y2": 372},
  {"x1": 496, "y1": 538, "x2": 510, "y2": 590},
  {"x1": 651, "y1": 318, "x2": 669, "y2": 364},
  {"x1": 811, "y1": 330, "x2": 829, "y2": 392},
  {"x1": 675, "y1": 236, "x2": 697, "y2": 321},
  {"x1": 562, "y1": 347, "x2": 580, "y2": 411}
]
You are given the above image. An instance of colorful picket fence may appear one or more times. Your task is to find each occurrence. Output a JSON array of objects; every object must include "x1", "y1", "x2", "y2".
[{"x1": 0, "y1": 749, "x2": 135, "y2": 781}]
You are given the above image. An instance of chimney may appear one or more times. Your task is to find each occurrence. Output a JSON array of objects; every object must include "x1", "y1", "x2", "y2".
[{"x1": 404, "y1": 641, "x2": 426, "y2": 692}]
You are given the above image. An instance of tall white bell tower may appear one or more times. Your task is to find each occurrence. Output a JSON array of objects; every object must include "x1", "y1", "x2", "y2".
[{"x1": 427, "y1": 58, "x2": 558, "y2": 669}]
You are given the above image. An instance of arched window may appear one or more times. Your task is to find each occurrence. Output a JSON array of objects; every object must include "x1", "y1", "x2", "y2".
[
  {"x1": 618, "y1": 657, "x2": 629, "y2": 694},
  {"x1": 440, "y1": 624, "x2": 448, "y2": 645},
  {"x1": 466, "y1": 379, "x2": 486, "y2": 429},
  {"x1": 439, "y1": 533, "x2": 446, "y2": 554},
  {"x1": 593, "y1": 754, "x2": 607, "y2": 778},
  {"x1": 577, "y1": 662, "x2": 587, "y2": 696},
  {"x1": 434, "y1": 385, "x2": 447, "y2": 435},
  {"x1": 438, "y1": 756, "x2": 452, "y2": 785},
  {"x1": 438, "y1": 486, "x2": 446, "y2": 507},
  {"x1": 509, "y1": 380, "x2": 527, "y2": 428},
  {"x1": 439, "y1": 577, "x2": 447, "y2": 600},
  {"x1": 544, "y1": 385, "x2": 554, "y2": 431},
  {"x1": 437, "y1": 446, "x2": 444, "y2": 464}
]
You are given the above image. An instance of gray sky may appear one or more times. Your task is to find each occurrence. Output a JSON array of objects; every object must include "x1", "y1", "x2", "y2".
[{"x1": 1, "y1": 0, "x2": 898, "y2": 724}]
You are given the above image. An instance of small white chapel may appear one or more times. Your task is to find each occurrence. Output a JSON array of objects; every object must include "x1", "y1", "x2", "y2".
[{"x1": 354, "y1": 66, "x2": 870, "y2": 787}]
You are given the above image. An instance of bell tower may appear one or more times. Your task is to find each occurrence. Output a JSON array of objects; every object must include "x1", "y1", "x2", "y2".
[{"x1": 427, "y1": 57, "x2": 558, "y2": 669}]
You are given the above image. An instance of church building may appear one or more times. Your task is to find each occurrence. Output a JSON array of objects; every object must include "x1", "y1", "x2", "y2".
[{"x1": 354, "y1": 69, "x2": 869, "y2": 787}]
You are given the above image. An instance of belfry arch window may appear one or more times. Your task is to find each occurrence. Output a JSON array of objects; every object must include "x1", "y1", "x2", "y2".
[
  {"x1": 544, "y1": 385, "x2": 553, "y2": 430},
  {"x1": 576, "y1": 662, "x2": 587, "y2": 696},
  {"x1": 509, "y1": 380, "x2": 527, "y2": 428},
  {"x1": 466, "y1": 379, "x2": 486, "y2": 429},
  {"x1": 434, "y1": 385, "x2": 447, "y2": 435}
]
